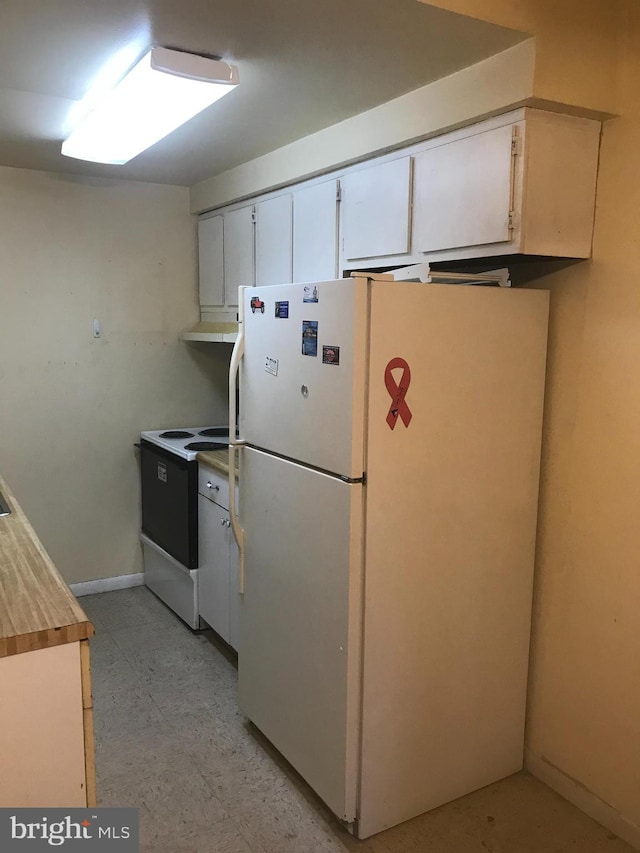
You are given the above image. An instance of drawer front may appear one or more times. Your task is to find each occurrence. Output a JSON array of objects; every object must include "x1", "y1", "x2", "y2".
[
  {"x1": 199, "y1": 465, "x2": 238, "y2": 510},
  {"x1": 198, "y1": 466, "x2": 229, "y2": 509}
]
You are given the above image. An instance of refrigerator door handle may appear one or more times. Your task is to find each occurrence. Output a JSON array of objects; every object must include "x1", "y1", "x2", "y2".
[
  {"x1": 229, "y1": 288, "x2": 246, "y2": 593},
  {"x1": 228, "y1": 443, "x2": 245, "y2": 593}
]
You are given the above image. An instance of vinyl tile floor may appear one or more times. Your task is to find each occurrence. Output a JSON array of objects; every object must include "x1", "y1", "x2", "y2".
[{"x1": 80, "y1": 586, "x2": 633, "y2": 853}]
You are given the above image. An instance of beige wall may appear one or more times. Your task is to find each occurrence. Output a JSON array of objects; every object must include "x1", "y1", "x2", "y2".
[
  {"x1": 0, "y1": 167, "x2": 229, "y2": 584},
  {"x1": 525, "y1": 1, "x2": 640, "y2": 841},
  {"x1": 419, "y1": 0, "x2": 621, "y2": 115},
  {"x1": 191, "y1": 41, "x2": 536, "y2": 213},
  {"x1": 420, "y1": 0, "x2": 640, "y2": 845}
]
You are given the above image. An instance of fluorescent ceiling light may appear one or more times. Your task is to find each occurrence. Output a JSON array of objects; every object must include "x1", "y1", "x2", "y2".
[{"x1": 62, "y1": 47, "x2": 239, "y2": 165}]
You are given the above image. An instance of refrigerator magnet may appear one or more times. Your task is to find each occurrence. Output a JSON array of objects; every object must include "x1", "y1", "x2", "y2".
[
  {"x1": 384, "y1": 356, "x2": 413, "y2": 429},
  {"x1": 250, "y1": 296, "x2": 265, "y2": 314},
  {"x1": 265, "y1": 356, "x2": 279, "y2": 376},
  {"x1": 322, "y1": 345, "x2": 340, "y2": 365},
  {"x1": 275, "y1": 301, "x2": 289, "y2": 318},
  {"x1": 301, "y1": 320, "x2": 318, "y2": 356},
  {"x1": 303, "y1": 284, "x2": 319, "y2": 303}
]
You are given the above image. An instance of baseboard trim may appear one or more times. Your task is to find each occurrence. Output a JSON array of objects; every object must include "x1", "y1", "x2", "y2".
[
  {"x1": 526, "y1": 749, "x2": 640, "y2": 850},
  {"x1": 70, "y1": 573, "x2": 145, "y2": 598}
]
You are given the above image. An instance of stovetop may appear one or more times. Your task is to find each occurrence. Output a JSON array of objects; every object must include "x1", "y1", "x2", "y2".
[{"x1": 140, "y1": 425, "x2": 233, "y2": 461}]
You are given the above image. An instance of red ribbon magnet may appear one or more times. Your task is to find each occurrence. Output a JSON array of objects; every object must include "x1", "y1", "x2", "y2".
[{"x1": 384, "y1": 357, "x2": 413, "y2": 430}]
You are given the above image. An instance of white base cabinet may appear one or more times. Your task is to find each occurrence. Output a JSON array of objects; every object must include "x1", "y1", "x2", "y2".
[
  {"x1": 0, "y1": 641, "x2": 95, "y2": 807},
  {"x1": 198, "y1": 464, "x2": 239, "y2": 649}
]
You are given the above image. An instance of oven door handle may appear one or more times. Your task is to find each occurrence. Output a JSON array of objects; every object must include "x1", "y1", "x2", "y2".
[{"x1": 228, "y1": 287, "x2": 246, "y2": 593}]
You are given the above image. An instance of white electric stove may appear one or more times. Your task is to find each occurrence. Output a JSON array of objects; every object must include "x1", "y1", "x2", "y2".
[
  {"x1": 138, "y1": 424, "x2": 232, "y2": 627},
  {"x1": 140, "y1": 425, "x2": 231, "y2": 460}
]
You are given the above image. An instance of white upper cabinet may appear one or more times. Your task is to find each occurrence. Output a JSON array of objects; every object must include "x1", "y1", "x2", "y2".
[
  {"x1": 412, "y1": 124, "x2": 515, "y2": 254},
  {"x1": 342, "y1": 157, "x2": 412, "y2": 260},
  {"x1": 292, "y1": 180, "x2": 339, "y2": 282},
  {"x1": 410, "y1": 110, "x2": 600, "y2": 262},
  {"x1": 224, "y1": 205, "x2": 255, "y2": 308},
  {"x1": 255, "y1": 194, "x2": 292, "y2": 286},
  {"x1": 195, "y1": 109, "x2": 601, "y2": 325},
  {"x1": 198, "y1": 214, "x2": 224, "y2": 307}
]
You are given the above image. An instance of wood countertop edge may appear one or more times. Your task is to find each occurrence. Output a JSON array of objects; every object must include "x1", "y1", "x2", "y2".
[
  {"x1": 197, "y1": 449, "x2": 239, "y2": 477},
  {"x1": 0, "y1": 475, "x2": 95, "y2": 658},
  {"x1": 0, "y1": 620, "x2": 95, "y2": 659}
]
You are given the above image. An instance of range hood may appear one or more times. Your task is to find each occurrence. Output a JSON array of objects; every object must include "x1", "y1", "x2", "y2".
[{"x1": 181, "y1": 318, "x2": 238, "y2": 344}]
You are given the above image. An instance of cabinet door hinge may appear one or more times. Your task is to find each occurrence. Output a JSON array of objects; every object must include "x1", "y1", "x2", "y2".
[
  {"x1": 336, "y1": 181, "x2": 342, "y2": 203},
  {"x1": 508, "y1": 210, "x2": 516, "y2": 231},
  {"x1": 511, "y1": 129, "x2": 519, "y2": 157},
  {"x1": 251, "y1": 206, "x2": 256, "y2": 224}
]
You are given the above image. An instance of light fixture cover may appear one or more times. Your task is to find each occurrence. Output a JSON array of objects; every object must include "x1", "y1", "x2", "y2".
[{"x1": 62, "y1": 47, "x2": 239, "y2": 165}]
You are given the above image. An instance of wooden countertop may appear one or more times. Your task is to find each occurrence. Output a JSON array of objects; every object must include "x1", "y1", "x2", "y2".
[
  {"x1": 197, "y1": 448, "x2": 238, "y2": 477},
  {"x1": 0, "y1": 476, "x2": 94, "y2": 658}
]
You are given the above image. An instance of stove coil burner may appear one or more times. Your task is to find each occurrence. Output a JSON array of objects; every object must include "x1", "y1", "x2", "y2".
[
  {"x1": 198, "y1": 428, "x2": 229, "y2": 438},
  {"x1": 184, "y1": 441, "x2": 226, "y2": 451},
  {"x1": 159, "y1": 430, "x2": 195, "y2": 439}
]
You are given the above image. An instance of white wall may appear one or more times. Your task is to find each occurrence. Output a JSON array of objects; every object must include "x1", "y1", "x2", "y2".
[{"x1": 0, "y1": 166, "x2": 229, "y2": 584}]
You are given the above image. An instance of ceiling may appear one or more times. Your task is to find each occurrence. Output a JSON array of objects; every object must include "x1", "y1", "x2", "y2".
[{"x1": 0, "y1": 0, "x2": 526, "y2": 187}]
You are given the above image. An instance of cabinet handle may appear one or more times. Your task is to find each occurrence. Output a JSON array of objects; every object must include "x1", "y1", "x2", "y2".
[
  {"x1": 220, "y1": 518, "x2": 226, "y2": 525},
  {"x1": 207, "y1": 482, "x2": 220, "y2": 492}
]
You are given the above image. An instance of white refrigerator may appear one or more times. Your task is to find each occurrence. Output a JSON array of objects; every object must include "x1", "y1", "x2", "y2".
[{"x1": 228, "y1": 273, "x2": 549, "y2": 839}]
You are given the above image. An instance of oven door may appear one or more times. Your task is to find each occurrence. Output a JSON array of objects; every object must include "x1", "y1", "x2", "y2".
[{"x1": 140, "y1": 440, "x2": 198, "y2": 569}]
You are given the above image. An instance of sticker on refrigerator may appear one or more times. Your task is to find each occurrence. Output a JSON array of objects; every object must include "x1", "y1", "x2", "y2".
[
  {"x1": 250, "y1": 296, "x2": 265, "y2": 314},
  {"x1": 301, "y1": 321, "x2": 318, "y2": 356},
  {"x1": 275, "y1": 301, "x2": 289, "y2": 318},
  {"x1": 322, "y1": 345, "x2": 340, "y2": 365},
  {"x1": 265, "y1": 356, "x2": 279, "y2": 376},
  {"x1": 303, "y1": 284, "x2": 319, "y2": 303},
  {"x1": 384, "y1": 357, "x2": 413, "y2": 430}
]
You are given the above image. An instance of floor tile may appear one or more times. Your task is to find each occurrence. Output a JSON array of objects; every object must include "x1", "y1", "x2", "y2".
[
  {"x1": 139, "y1": 817, "x2": 258, "y2": 853},
  {"x1": 82, "y1": 587, "x2": 635, "y2": 853},
  {"x1": 87, "y1": 628, "x2": 122, "y2": 666},
  {"x1": 101, "y1": 767, "x2": 229, "y2": 847},
  {"x1": 81, "y1": 586, "x2": 172, "y2": 631},
  {"x1": 95, "y1": 723, "x2": 189, "y2": 789}
]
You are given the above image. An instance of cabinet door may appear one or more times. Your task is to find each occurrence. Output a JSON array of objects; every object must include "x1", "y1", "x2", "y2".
[
  {"x1": 255, "y1": 194, "x2": 292, "y2": 286},
  {"x1": 412, "y1": 124, "x2": 515, "y2": 254},
  {"x1": 292, "y1": 180, "x2": 338, "y2": 282},
  {"x1": 198, "y1": 496, "x2": 231, "y2": 643},
  {"x1": 198, "y1": 215, "x2": 224, "y2": 307},
  {"x1": 224, "y1": 206, "x2": 255, "y2": 308},
  {"x1": 342, "y1": 157, "x2": 412, "y2": 260}
]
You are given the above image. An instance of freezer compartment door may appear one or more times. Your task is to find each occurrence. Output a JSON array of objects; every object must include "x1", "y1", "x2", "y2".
[
  {"x1": 240, "y1": 279, "x2": 368, "y2": 478},
  {"x1": 238, "y1": 446, "x2": 363, "y2": 823}
]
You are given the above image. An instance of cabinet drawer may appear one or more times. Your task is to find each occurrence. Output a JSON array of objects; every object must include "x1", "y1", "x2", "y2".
[
  {"x1": 198, "y1": 464, "x2": 239, "y2": 510},
  {"x1": 198, "y1": 466, "x2": 229, "y2": 509}
]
